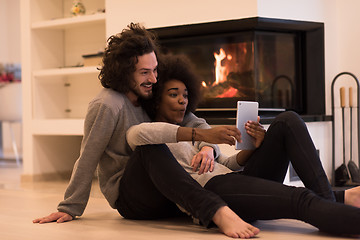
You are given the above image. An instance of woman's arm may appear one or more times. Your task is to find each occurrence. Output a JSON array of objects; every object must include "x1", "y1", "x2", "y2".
[
  {"x1": 126, "y1": 122, "x2": 180, "y2": 150},
  {"x1": 236, "y1": 150, "x2": 255, "y2": 166},
  {"x1": 177, "y1": 126, "x2": 241, "y2": 145},
  {"x1": 127, "y1": 122, "x2": 242, "y2": 149}
]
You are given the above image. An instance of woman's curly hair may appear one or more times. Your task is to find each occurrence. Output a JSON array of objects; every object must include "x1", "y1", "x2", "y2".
[
  {"x1": 98, "y1": 23, "x2": 159, "y2": 93},
  {"x1": 141, "y1": 54, "x2": 202, "y2": 120}
]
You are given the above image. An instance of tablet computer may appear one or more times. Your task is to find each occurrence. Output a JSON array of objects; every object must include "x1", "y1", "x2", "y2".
[{"x1": 235, "y1": 101, "x2": 259, "y2": 150}]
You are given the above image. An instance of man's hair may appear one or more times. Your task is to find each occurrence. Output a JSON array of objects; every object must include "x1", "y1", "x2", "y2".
[
  {"x1": 98, "y1": 23, "x2": 159, "y2": 93},
  {"x1": 141, "y1": 54, "x2": 202, "y2": 120}
]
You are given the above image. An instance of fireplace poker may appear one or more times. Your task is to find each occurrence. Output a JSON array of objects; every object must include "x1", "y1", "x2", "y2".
[
  {"x1": 347, "y1": 87, "x2": 360, "y2": 183},
  {"x1": 335, "y1": 87, "x2": 350, "y2": 186}
]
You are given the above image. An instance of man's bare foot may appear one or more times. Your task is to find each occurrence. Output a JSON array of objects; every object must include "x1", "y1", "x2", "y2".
[
  {"x1": 345, "y1": 186, "x2": 360, "y2": 208},
  {"x1": 212, "y1": 206, "x2": 260, "y2": 238}
]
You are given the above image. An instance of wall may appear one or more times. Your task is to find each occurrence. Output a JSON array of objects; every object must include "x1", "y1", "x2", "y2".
[
  {"x1": 0, "y1": 0, "x2": 21, "y2": 63},
  {"x1": 106, "y1": 0, "x2": 258, "y2": 35},
  {"x1": 0, "y1": 0, "x2": 22, "y2": 157},
  {"x1": 336, "y1": 0, "x2": 360, "y2": 75}
]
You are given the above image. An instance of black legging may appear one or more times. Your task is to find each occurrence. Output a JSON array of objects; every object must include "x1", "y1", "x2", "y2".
[
  {"x1": 117, "y1": 111, "x2": 360, "y2": 235},
  {"x1": 204, "y1": 111, "x2": 360, "y2": 235}
]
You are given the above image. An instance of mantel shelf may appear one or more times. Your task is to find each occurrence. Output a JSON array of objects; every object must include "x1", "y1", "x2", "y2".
[
  {"x1": 31, "y1": 13, "x2": 106, "y2": 30},
  {"x1": 33, "y1": 66, "x2": 100, "y2": 78}
]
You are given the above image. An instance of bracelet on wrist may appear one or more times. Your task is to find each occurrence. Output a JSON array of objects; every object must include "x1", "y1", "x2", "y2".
[{"x1": 192, "y1": 128, "x2": 196, "y2": 145}]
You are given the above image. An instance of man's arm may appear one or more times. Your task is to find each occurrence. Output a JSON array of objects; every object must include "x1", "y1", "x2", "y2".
[
  {"x1": 181, "y1": 112, "x2": 210, "y2": 129},
  {"x1": 33, "y1": 103, "x2": 116, "y2": 223}
]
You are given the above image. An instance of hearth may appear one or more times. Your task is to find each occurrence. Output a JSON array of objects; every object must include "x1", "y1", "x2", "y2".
[{"x1": 150, "y1": 17, "x2": 325, "y2": 124}]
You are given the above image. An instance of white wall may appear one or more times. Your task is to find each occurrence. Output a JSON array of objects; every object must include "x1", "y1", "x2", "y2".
[
  {"x1": 0, "y1": 0, "x2": 21, "y2": 63},
  {"x1": 106, "y1": 0, "x2": 258, "y2": 36},
  {"x1": 0, "y1": 0, "x2": 22, "y2": 157},
  {"x1": 336, "y1": 0, "x2": 360, "y2": 74}
]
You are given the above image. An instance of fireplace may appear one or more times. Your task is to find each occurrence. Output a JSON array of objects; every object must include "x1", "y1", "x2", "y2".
[{"x1": 150, "y1": 17, "x2": 325, "y2": 124}]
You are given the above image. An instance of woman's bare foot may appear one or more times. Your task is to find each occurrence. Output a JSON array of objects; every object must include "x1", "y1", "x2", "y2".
[
  {"x1": 212, "y1": 206, "x2": 260, "y2": 238},
  {"x1": 345, "y1": 186, "x2": 360, "y2": 208}
]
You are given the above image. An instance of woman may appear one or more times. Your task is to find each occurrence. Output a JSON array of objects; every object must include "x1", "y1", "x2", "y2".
[{"x1": 128, "y1": 54, "x2": 360, "y2": 237}]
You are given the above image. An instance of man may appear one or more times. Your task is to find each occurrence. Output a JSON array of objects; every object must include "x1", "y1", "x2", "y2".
[
  {"x1": 33, "y1": 22, "x2": 160, "y2": 224},
  {"x1": 33, "y1": 23, "x2": 255, "y2": 239}
]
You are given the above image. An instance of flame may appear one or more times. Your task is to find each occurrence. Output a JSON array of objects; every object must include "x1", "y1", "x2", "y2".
[
  {"x1": 213, "y1": 48, "x2": 228, "y2": 85},
  {"x1": 202, "y1": 81, "x2": 207, "y2": 87},
  {"x1": 207, "y1": 44, "x2": 253, "y2": 99}
]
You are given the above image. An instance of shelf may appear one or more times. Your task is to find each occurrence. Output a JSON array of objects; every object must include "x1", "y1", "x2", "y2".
[
  {"x1": 31, "y1": 13, "x2": 106, "y2": 30},
  {"x1": 33, "y1": 66, "x2": 100, "y2": 78},
  {"x1": 32, "y1": 119, "x2": 84, "y2": 135}
]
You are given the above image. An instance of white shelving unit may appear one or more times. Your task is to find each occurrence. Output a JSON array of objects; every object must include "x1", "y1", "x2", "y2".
[
  {"x1": 21, "y1": 0, "x2": 106, "y2": 180},
  {"x1": 31, "y1": 12, "x2": 105, "y2": 29}
]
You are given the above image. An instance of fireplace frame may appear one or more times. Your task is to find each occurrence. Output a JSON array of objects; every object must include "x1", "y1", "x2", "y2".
[{"x1": 150, "y1": 17, "x2": 325, "y2": 123}]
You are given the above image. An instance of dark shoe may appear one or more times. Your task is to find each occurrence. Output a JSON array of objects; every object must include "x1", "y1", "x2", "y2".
[
  {"x1": 348, "y1": 161, "x2": 360, "y2": 183},
  {"x1": 335, "y1": 164, "x2": 350, "y2": 186}
]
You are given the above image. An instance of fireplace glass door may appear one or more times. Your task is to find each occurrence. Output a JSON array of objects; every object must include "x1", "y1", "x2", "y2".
[{"x1": 160, "y1": 30, "x2": 300, "y2": 112}]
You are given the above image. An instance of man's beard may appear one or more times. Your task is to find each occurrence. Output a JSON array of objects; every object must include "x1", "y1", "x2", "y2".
[{"x1": 130, "y1": 87, "x2": 153, "y2": 100}]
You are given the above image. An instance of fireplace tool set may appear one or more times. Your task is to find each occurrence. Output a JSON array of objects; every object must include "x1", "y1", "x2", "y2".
[{"x1": 331, "y1": 72, "x2": 360, "y2": 187}]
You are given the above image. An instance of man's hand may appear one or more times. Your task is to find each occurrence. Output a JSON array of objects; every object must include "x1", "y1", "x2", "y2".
[
  {"x1": 33, "y1": 212, "x2": 73, "y2": 224},
  {"x1": 191, "y1": 146, "x2": 215, "y2": 174}
]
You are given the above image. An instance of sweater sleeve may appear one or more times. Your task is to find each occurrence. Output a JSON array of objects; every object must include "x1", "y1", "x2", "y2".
[
  {"x1": 216, "y1": 153, "x2": 243, "y2": 171},
  {"x1": 57, "y1": 102, "x2": 116, "y2": 217},
  {"x1": 126, "y1": 122, "x2": 180, "y2": 150},
  {"x1": 181, "y1": 112, "x2": 210, "y2": 129}
]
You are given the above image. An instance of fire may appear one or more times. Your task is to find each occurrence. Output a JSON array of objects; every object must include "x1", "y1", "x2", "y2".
[
  {"x1": 203, "y1": 43, "x2": 254, "y2": 99},
  {"x1": 217, "y1": 87, "x2": 238, "y2": 98},
  {"x1": 213, "y1": 48, "x2": 229, "y2": 85}
]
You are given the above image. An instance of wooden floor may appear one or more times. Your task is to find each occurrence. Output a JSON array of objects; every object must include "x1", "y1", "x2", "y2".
[{"x1": 0, "y1": 162, "x2": 356, "y2": 240}]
